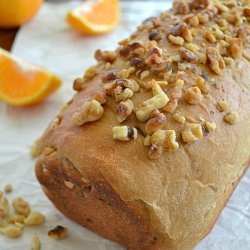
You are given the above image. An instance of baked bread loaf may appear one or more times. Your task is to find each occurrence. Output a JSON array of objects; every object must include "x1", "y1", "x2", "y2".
[{"x1": 35, "y1": 0, "x2": 250, "y2": 249}]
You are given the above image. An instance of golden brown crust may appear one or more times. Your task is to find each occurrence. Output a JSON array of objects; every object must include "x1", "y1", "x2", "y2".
[{"x1": 35, "y1": 0, "x2": 250, "y2": 249}]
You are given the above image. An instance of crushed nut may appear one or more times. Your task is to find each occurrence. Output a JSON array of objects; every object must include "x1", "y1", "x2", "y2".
[
  {"x1": 101, "y1": 70, "x2": 119, "y2": 83},
  {"x1": 243, "y1": 7, "x2": 250, "y2": 17},
  {"x1": 145, "y1": 110, "x2": 166, "y2": 135},
  {"x1": 116, "y1": 99, "x2": 134, "y2": 122},
  {"x1": 168, "y1": 35, "x2": 184, "y2": 46},
  {"x1": 71, "y1": 100, "x2": 104, "y2": 126},
  {"x1": 130, "y1": 58, "x2": 146, "y2": 70},
  {"x1": 182, "y1": 123, "x2": 203, "y2": 143},
  {"x1": 173, "y1": 113, "x2": 186, "y2": 124},
  {"x1": 184, "y1": 87, "x2": 202, "y2": 104},
  {"x1": 112, "y1": 126, "x2": 138, "y2": 141},
  {"x1": 0, "y1": 196, "x2": 9, "y2": 218},
  {"x1": 136, "y1": 83, "x2": 169, "y2": 122},
  {"x1": 173, "y1": 1, "x2": 190, "y2": 14},
  {"x1": 205, "y1": 122, "x2": 216, "y2": 132},
  {"x1": 148, "y1": 144, "x2": 163, "y2": 160},
  {"x1": 24, "y1": 211, "x2": 45, "y2": 225},
  {"x1": 118, "y1": 67, "x2": 135, "y2": 78},
  {"x1": 4, "y1": 184, "x2": 12, "y2": 193},
  {"x1": 2, "y1": 225, "x2": 22, "y2": 238},
  {"x1": 218, "y1": 100, "x2": 230, "y2": 111},
  {"x1": 93, "y1": 92, "x2": 107, "y2": 105},
  {"x1": 144, "y1": 135, "x2": 151, "y2": 146},
  {"x1": 48, "y1": 225, "x2": 68, "y2": 240},
  {"x1": 196, "y1": 76, "x2": 209, "y2": 94},
  {"x1": 149, "y1": 30, "x2": 162, "y2": 41},
  {"x1": 184, "y1": 43, "x2": 199, "y2": 53},
  {"x1": 113, "y1": 86, "x2": 133, "y2": 102},
  {"x1": 140, "y1": 70, "x2": 150, "y2": 80},
  {"x1": 206, "y1": 47, "x2": 225, "y2": 75},
  {"x1": 224, "y1": 112, "x2": 239, "y2": 124},
  {"x1": 8, "y1": 215, "x2": 25, "y2": 224},
  {"x1": 31, "y1": 234, "x2": 41, "y2": 250},
  {"x1": 163, "y1": 86, "x2": 182, "y2": 113},
  {"x1": 145, "y1": 47, "x2": 163, "y2": 65},
  {"x1": 179, "y1": 48, "x2": 197, "y2": 62},
  {"x1": 204, "y1": 31, "x2": 216, "y2": 43},
  {"x1": 181, "y1": 25, "x2": 192, "y2": 42},
  {"x1": 229, "y1": 38, "x2": 242, "y2": 58},
  {"x1": 94, "y1": 49, "x2": 116, "y2": 63},
  {"x1": 174, "y1": 79, "x2": 185, "y2": 89},
  {"x1": 73, "y1": 77, "x2": 85, "y2": 91},
  {"x1": 223, "y1": 57, "x2": 234, "y2": 65},
  {"x1": 12, "y1": 197, "x2": 30, "y2": 217},
  {"x1": 190, "y1": 16, "x2": 199, "y2": 26},
  {"x1": 165, "y1": 130, "x2": 179, "y2": 150}
]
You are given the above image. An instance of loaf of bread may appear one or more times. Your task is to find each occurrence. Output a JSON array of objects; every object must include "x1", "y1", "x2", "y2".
[{"x1": 34, "y1": 0, "x2": 250, "y2": 249}]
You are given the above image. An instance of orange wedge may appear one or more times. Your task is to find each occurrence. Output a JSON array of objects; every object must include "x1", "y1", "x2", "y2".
[
  {"x1": 0, "y1": 48, "x2": 62, "y2": 106},
  {"x1": 67, "y1": 0, "x2": 120, "y2": 35}
]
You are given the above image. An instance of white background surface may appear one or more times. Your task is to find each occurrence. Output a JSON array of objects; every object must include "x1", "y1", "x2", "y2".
[{"x1": 0, "y1": 1, "x2": 249, "y2": 249}]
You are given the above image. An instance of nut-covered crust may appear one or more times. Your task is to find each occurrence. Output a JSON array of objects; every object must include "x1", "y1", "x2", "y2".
[{"x1": 35, "y1": 0, "x2": 250, "y2": 249}]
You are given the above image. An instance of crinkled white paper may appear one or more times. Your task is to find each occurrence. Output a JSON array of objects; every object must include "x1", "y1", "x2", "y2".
[{"x1": 0, "y1": 1, "x2": 249, "y2": 249}]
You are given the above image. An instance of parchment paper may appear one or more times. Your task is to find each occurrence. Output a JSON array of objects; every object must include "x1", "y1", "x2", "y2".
[{"x1": 0, "y1": 1, "x2": 249, "y2": 249}]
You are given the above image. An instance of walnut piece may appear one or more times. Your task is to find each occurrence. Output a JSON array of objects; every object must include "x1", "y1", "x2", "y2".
[
  {"x1": 2, "y1": 225, "x2": 22, "y2": 238},
  {"x1": 12, "y1": 197, "x2": 30, "y2": 217},
  {"x1": 196, "y1": 76, "x2": 209, "y2": 94},
  {"x1": 144, "y1": 135, "x2": 151, "y2": 146},
  {"x1": 136, "y1": 83, "x2": 169, "y2": 122},
  {"x1": 145, "y1": 110, "x2": 166, "y2": 135},
  {"x1": 112, "y1": 126, "x2": 138, "y2": 141},
  {"x1": 182, "y1": 123, "x2": 203, "y2": 143},
  {"x1": 184, "y1": 87, "x2": 202, "y2": 104},
  {"x1": 206, "y1": 47, "x2": 225, "y2": 75},
  {"x1": 218, "y1": 100, "x2": 230, "y2": 111},
  {"x1": 204, "y1": 31, "x2": 216, "y2": 43},
  {"x1": 24, "y1": 211, "x2": 45, "y2": 225},
  {"x1": 116, "y1": 99, "x2": 134, "y2": 122},
  {"x1": 148, "y1": 144, "x2": 163, "y2": 160},
  {"x1": 173, "y1": 113, "x2": 186, "y2": 124},
  {"x1": 179, "y1": 48, "x2": 197, "y2": 62},
  {"x1": 71, "y1": 100, "x2": 104, "y2": 126},
  {"x1": 224, "y1": 112, "x2": 239, "y2": 125},
  {"x1": 48, "y1": 226, "x2": 68, "y2": 240},
  {"x1": 163, "y1": 86, "x2": 182, "y2": 113},
  {"x1": 229, "y1": 38, "x2": 242, "y2": 58},
  {"x1": 165, "y1": 130, "x2": 179, "y2": 150},
  {"x1": 145, "y1": 47, "x2": 163, "y2": 66},
  {"x1": 205, "y1": 122, "x2": 216, "y2": 132},
  {"x1": 31, "y1": 235, "x2": 41, "y2": 250},
  {"x1": 168, "y1": 35, "x2": 184, "y2": 46},
  {"x1": 73, "y1": 77, "x2": 85, "y2": 91}
]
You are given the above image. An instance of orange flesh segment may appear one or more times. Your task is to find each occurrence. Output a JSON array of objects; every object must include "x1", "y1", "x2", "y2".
[
  {"x1": 0, "y1": 53, "x2": 49, "y2": 99},
  {"x1": 82, "y1": 0, "x2": 116, "y2": 25}
]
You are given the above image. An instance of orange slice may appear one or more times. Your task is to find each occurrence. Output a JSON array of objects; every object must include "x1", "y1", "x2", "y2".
[
  {"x1": 67, "y1": 0, "x2": 120, "y2": 35},
  {"x1": 0, "y1": 48, "x2": 62, "y2": 106}
]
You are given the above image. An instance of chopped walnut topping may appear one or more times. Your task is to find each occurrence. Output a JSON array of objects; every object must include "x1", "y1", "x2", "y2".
[
  {"x1": 145, "y1": 47, "x2": 163, "y2": 65},
  {"x1": 48, "y1": 226, "x2": 68, "y2": 240},
  {"x1": 243, "y1": 7, "x2": 250, "y2": 17},
  {"x1": 24, "y1": 211, "x2": 45, "y2": 225},
  {"x1": 31, "y1": 235, "x2": 41, "y2": 250},
  {"x1": 206, "y1": 47, "x2": 225, "y2": 75},
  {"x1": 0, "y1": 196, "x2": 9, "y2": 218},
  {"x1": 94, "y1": 49, "x2": 116, "y2": 63},
  {"x1": 204, "y1": 31, "x2": 217, "y2": 43},
  {"x1": 223, "y1": 57, "x2": 234, "y2": 65},
  {"x1": 168, "y1": 35, "x2": 184, "y2": 46},
  {"x1": 213, "y1": 29, "x2": 224, "y2": 40},
  {"x1": 182, "y1": 25, "x2": 193, "y2": 42},
  {"x1": 205, "y1": 122, "x2": 216, "y2": 132},
  {"x1": 197, "y1": 52, "x2": 207, "y2": 64},
  {"x1": 229, "y1": 38, "x2": 242, "y2": 58},
  {"x1": 140, "y1": 70, "x2": 150, "y2": 80},
  {"x1": 184, "y1": 87, "x2": 202, "y2": 104},
  {"x1": 223, "y1": 10, "x2": 240, "y2": 25},
  {"x1": 136, "y1": 83, "x2": 169, "y2": 122},
  {"x1": 184, "y1": 43, "x2": 199, "y2": 53},
  {"x1": 196, "y1": 76, "x2": 209, "y2": 94},
  {"x1": 12, "y1": 197, "x2": 30, "y2": 217},
  {"x1": 119, "y1": 67, "x2": 135, "y2": 78},
  {"x1": 144, "y1": 135, "x2": 151, "y2": 146},
  {"x1": 179, "y1": 48, "x2": 197, "y2": 62},
  {"x1": 130, "y1": 58, "x2": 146, "y2": 70},
  {"x1": 151, "y1": 130, "x2": 166, "y2": 146},
  {"x1": 8, "y1": 215, "x2": 25, "y2": 224},
  {"x1": 214, "y1": 1, "x2": 229, "y2": 13},
  {"x1": 165, "y1": 130, "x2": 179, "y2": 150},
  {"x1": 174, "y1": 79, "x2": 185, "y2": 89},
  {"x1": 148, "y1": 144, "x2": 163, "y2": 160},
  {"x1": 101, "y1": 70, "x2": 119, "y2": 83},
  {"x1": 182, "y1": 123, "x2": 203, "y2": 143},
  {"x1": 218, "y1": 100, "x2": 230, "y2": 112},
  {"x1": 190, "y1": 16, "x2": 199, "y2": 26},
  {"x1": 71, "y1": 100, "x2": 104, "y2": 126},
  {"x1": 2, "y1": 225, "x2": 22, "y2": 238},
  {"x1": 173, "y1": 1, "x2": 190, "y2": 14},
  {"x1": 83, "y1": 66, "x2": 97, "y2": 82},
  {"x1": 149, "y1": 30, "x2": 162, "y2": 41},
  {"x1": 173, "y1": 112, "x2": 186, "y2": 124},
  {"x1": 73, "y1": 77, "x2": 85, "y2": 91},
  {"x1": 114, "y1": 86, "x2": 133, "y2": 102},
  {"x1": 4, "y1": 184, "x2": 12, "y2": 193},
  {"x1": 145, "y1": 110, "x2": 166, "y2": 135},
  {"x1": 112, "y1": 126, "x2": 138, "y2": 141},
  {"x1": 116, "y1": 99, "x2": 134, "y2": 123},
  {"x1": 163, "y1": 86, "x2": 182, "y2": 113},
  {"x1": 224, "y1": 112, "x2": 239, "y2": 125}
]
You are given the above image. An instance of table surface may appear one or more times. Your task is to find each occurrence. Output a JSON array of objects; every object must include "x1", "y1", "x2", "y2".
[{"x1": 0, "y1": 29, "x2": 17, "y2": 51}]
